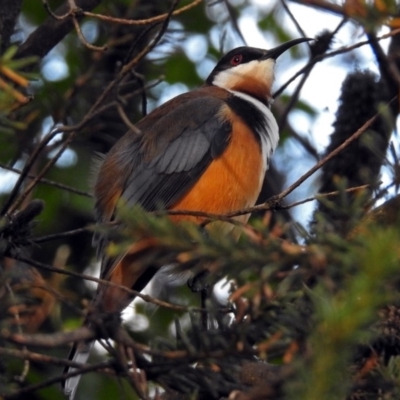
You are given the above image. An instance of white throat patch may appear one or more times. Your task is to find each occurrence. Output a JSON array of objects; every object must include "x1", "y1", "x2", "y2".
[{"x1": 212, "y1": 58, "x2": 276, "y2": 102}]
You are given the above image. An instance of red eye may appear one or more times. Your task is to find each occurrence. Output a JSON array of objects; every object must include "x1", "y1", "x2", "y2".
[{"x1": 230, "y1": 54, "x2": 243, "y2": 66}]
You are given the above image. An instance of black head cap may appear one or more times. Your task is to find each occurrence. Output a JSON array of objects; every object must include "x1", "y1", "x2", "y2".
[{"x1": 206, "y1": 38, "x2": 313, "y2": 85}]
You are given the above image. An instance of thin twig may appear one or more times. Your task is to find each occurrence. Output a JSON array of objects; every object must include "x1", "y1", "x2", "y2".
[
  {"x1": 0, "y1": 162, "x2": 92, "y2": 198},
  {"x1": 82, "y1": 0, "x2": 202, "y2": 25},
  {"x1": 10, "y1": 254, "x2": 201, "y2": 312},
  {"x1": 44, "y1": 0, "x2": 107, "y2": 50},
  {"x1": 289, "y1": 0, "x2": 343, "y2": 16},
  {"x1": 61, "y1": 77, "x2": 163, "y2": 136},
  {"x1": 222, "y1": 0, "x2": 246, "y2": 45},
  {"x1": 280, "y1": 184, "x2": 372, "y2": 210},
  {"x1": 120, "y1": 0, "x2": 179, "y2": 75},
  {"x1": 3, "y1": 360, "x2": 113, "y2": 399},
  {"x1": 7, "y1": 134, "x2": 76, "y2": 215},
  {"x1": 117, "y1": 102, "x2": 141, "y2": 133},
  {"x1": 5, "y1": 283, "x2": 30, "y2": 382},
  {"x1": 280, "y1": 0, "x2": 309, "y2": 43},
  {"x1": 72, "y1": 14, "x2": 107, "y2": 51},
  {"x1": 367, "y1": 31, "x2": 400, "y2": 89},
  {"x1": 1, "y1": 127, "x2": 63, "y2": 216},
  {"x1": 1, "y1": 326, "x2": 94, "y2": 348},
  {"x1": 273, "y1": 101, "x2": 393, "y2": 202},
  {"x1": 274, "y1": 27, "x2": 400, "y2": 98},
  {"x1": 42, "y1": 0, "x2": 71, "y2": 20},
  {"x1": 0, "y1": 346, "x2": 91, "y2": 368},
  {"x1": 167, "y1": 97, "x2": 396, "y2": 220},
  {"x1": 129, "y1": 71, "x2": 148, "y2": 117},
  {"x1": 2, "y1": 0, "x2": 185, "y2": 216},
  {"x1": 33, "y1": 226, "x2": 93, "y2": 243}
]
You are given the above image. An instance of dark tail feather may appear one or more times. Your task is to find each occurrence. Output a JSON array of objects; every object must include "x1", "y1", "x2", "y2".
[
  {"x1": 63, "y1": 340, "x2": 94, "y2": 399},
  {"x1": 62, "y1": 239, "x2": 162, "y2": 398}
]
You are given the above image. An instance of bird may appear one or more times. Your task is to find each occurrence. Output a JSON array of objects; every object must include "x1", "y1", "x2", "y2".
[{"x1": 63, "y1": 37, "x2": 312, "y2": 399}]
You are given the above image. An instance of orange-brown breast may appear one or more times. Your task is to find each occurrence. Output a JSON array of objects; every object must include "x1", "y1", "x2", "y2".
[
  {"x1": 102, "y1": 105, "x2": 265, "y2": 312},
  {"x1": 169, "y1": 104, "x2": 264, "y2": 226},
  {"x1": 97, "y1": 95, "x2": 266, "y2": 312}
]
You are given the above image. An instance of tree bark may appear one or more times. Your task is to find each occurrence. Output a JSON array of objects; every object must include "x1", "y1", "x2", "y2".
[
  {"x1": 0, "y1": 0, "x2": 23, "y2": 53},
  {"x1": 16, "y1": 0, "x2": 102, "y2": 59}
]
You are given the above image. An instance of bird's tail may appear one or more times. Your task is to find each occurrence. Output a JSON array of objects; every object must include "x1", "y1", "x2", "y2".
[
  {"x1": 62, "y1": 238, "x2": 161, "y2": 398},
  {"x1": 63, "y1": 339, "x2": 94, "y2": 399}
]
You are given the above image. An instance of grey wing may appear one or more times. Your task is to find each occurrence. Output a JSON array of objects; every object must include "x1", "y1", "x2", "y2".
[
  {"x1": 95, "y1": 96, "x2": 231, "y2": 278},
  {"x1": 120, "y1": 96, "x2": 232, "y2": 211}
]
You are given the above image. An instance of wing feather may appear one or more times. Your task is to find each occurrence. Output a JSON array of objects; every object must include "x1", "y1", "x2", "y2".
[
  {"x1": 94, "y1": 94, "x2": 231, "y2": 278},
  {"x1": 118, "y1": 96, "x2": 231, "y2": 211}
]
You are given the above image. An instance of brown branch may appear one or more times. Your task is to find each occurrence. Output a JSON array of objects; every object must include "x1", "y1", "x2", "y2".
[
  {"x1": 0, "y1": 162, "x2": 92, "y2": 198},
  {"x1": 5, "y1": 282, "x2": 29, "y2": 382},
  {"x1": 72, "y1": 14, "x2": 107, "y2": 51},
  {"x1": 2, "y1": 326, "x2": 94, "y2": 348},
  {"x1": 167, "y1": 97, "x2": 396, "y2": 220},
  {"x1": 0, "y1": 0, "x2": 23, "y2": 52},
  {"x1": 289, "y1": 0, "x2": 343, "y2": 15},
  {"x1": 120, "y1": 0, "x2": 179, "y2": 75},
  {"x1": 17, "y1": 0, "x2": 102, "y2": 59},
  {"x1": 2, "y1": 80, "x2": 156, "y2": 214},
  {"x1": 0, "y1": 346, "x2": 90, "y2": 368},
  {"x1": 1, "y1": 125, "x2": 68, "y2": 216},
  {"x1": 5, "y1": 0, "x2": 183, "y2": 215},
  {"x1": 280, "y1": 183, "x2": 372, "y2": 210},
  {"x1": 7, "y1": 133, "x2": 77, "y2": 214},
  {"x1": 280, "y1": 0, "x2": 309, "y2": 41},
  {"x1": 4, "y1": 0, "x2": 195, "y2": 217},
  {"x1": 274, "y1": 27, "x2": 400, "y2": 98},
  {"x1": 222, "y1": 0, "x2": 247, "y2": 45},
  {"x1": 229, "y1": 98, "x2": 395, "y2": 216},
  {"x1": 10, "y1": 254, "x2": 201, "y2": 313},
  {"x1": 42, "y1": 0, "x2": 71, "y2": 20},
  {"x1": 82, "y1": 0, "x2": 203, "y2": 25},
  {"x1": 117, "y1": 102, "x2": 141, "y2": 133},
  {"x1": 32, "y1": 226, "x2": 93, "y2": 243},
  {"x1": 277, "y1": 19, "x2": 346, "y2": 132},
  {"x1": 3, "y1": 360, "x2": 113, "y2": 399},
  {"x1": 59, "y1": 76, "x2": 163, "y2": 135},
  {"x1": 1, "y1": 324, "x2": 290, "y2": 399},
  {"x1": 2, "y1": 325, "x2": 232, "y2": 360},
  {"x1": 367, "y1": 31, "x2": 400, "y2": 89}
]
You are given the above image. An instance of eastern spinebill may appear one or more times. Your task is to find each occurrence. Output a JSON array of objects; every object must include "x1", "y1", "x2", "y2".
[{"x1": 63, "y1": 37, "x2": 312, "y2": 399}]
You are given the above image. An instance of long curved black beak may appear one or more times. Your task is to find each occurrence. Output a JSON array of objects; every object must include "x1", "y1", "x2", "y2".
[{"x1": 264, "y1": 37, "x2": 314, "y2": 60}]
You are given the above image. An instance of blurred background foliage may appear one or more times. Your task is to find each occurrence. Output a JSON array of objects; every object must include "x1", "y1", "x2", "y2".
[{"x1": 1, "y1": 0, "x2": 400, "y2": 399}]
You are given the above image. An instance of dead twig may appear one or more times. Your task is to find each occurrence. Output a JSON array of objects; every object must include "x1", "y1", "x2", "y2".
[
  {"x1": 10, "y1": 254, "x2": 202, "y2": 313},
  {"x1": 274, "y1": 27, "x2": 400, "y2": 98},
  {"x1": 72, "y1": 14, "x2": 107, "y2": 51},
  {"x1": 82, "y1": 0, "x2": 203, "y2": 26},
  {"x1": 0, "y1": 346, "x2": 91, "y2": 368},
  {"x1": 3, "y1": 360, "x2": 113, "y2": 399},
  {"x1": 2, "y1": 0, "x2": 183, "y2": 217},
  {"x1": 0, "y1": 162, "x2": 92, "y2": 198},
  {"x1": 167, "y1": 97, "x2": 396, "y2": 220}
]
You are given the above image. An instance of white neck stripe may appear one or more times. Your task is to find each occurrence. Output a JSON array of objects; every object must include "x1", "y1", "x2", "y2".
[
  {"x1": 227, "y1": 89, "x2": 272, "y2": 115},
  {"x1": 226, "y1": 89, "x2": 280, "y2": 178}
]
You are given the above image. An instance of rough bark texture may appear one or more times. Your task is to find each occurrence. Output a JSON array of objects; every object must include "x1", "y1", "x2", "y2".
[
  {"x1": 0, "y1": 0, "x2": 23, "y2": 53},
  {"x1": 16, "y1": 0, "x2": 101, "y2": 59}
]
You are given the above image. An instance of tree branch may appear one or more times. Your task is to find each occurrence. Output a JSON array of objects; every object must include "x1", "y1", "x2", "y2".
[
  {"x1": 16, "y1": 0, "x2": 102, "y2": 59},
  {"x1": 0, "y1": 0, "x2": 23, "y2": 52}
]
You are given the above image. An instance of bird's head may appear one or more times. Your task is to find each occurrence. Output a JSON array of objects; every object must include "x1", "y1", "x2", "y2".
[{"x1": 206, "y1": 38, "x2": 312, "y2": 103}]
